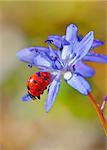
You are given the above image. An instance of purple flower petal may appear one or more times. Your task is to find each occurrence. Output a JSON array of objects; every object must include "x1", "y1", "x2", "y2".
[
  {"x1": 47, "y1": 35, "x2": 70, "y2": 48},
  {"x1": 44, "y1": 76, "x2": 61, "y2": 112},
  {"x1": 16, "y1": 47, "x2": 37, "y2": 64},
  {"x1": 65, "y1": 24, "x2": 78, "y2": 42},
  {"x1": 61, "y1": 24, "x2": 78, "y2": 60},
  {"x1": 16, "y1": 46, "x2": 49, "y2": 64},
  {"x1": 22, "y1": 93, "x2": 32, "y2": 102},
  {"x1": 61, "y1": 45, "x2": 71, "y2": 60},
  {"x1": 73, "y1": 31, "x2": 94, "y2": 64},
  {"x1": 75, "y1": 61, "x2": 95, "y2": 77},
  {"x1": 65, "y1": 73, "x2": 91, "y2": 95},
  {"x1": 33, "y1": 54, "x2": 53, "y2": 69},
  {"x1": 91, "y1": 39, "x2": 104, "y2": 49},
  {"x1": 83, "y1": 52, "x2": 107, "y2": 63},
  {"x1": 54, "y1": 59, "x2": 62, "y2": 70}
]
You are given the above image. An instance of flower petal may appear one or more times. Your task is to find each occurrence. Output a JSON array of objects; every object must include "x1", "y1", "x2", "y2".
[
  {"x1": 22, "y1": 93, "x2": 32, "y2": 102},
  {"x1": 75, "y1": 61, "x2": 95, "y2": 77},
  {"x1": 33, "y1": 54, "x2": 53, "y2": 69},
  {"x1": 65, "y1": 73, "x2": 91, "y2": 95},
  {"x1": 61, "y1": 45, "x2": 71, "y2": 60},
  {"x1": 54, "y1": 59, "x2": 62, "y2": 70},
  {"x1": 77, "y1": 36, "x2": 104, "y2": 49},
  {"x1": 16, "y1": 46, "x2": 49, "y2": 64},
  {"x1": 91, "y1": 39, "x2": 104, "y2": 49},
  {"x1": 47, "y1": 35, "x2": 70, "y2": 48},
  {"x1": 44, "y1": 76, "x2": 61, "y2": 112},
  {"x1": 16, "y1": 47, "x2": 37, "y2": 64},
  {"x1": 72, "y1": 31, "x2": 94, "y2": 65},
  {"x1": 61, "y1": 24, "x2": 78, "y2": 60},
  {"x1": 31, "y1": 46, "x2": 50, "y2": 53},
  {"x1": 65, "y1": 24, "x2": 78, "y2": 42},
  {"x1": 83, "y1": 52, "x2": 107, "y2": 63}
]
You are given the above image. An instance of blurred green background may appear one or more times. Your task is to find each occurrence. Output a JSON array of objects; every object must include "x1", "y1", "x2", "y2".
[{"x1": 0, "y1": 1, "x2": 107, "y2": 150}]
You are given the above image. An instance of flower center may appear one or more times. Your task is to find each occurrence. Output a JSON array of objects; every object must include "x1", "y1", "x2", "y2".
[{"x1": 64, "y1": 71, "x2": 73, "y2": 80}]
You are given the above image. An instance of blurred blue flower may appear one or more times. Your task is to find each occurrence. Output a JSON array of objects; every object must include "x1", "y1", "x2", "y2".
[{"x1": 16, "y1": 24, "x2": 107, "y2": 112}]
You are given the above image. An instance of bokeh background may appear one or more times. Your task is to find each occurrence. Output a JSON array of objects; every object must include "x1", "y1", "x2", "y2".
[{"x1": 0, "y1": 1, "x2": 107, "y2": 150}]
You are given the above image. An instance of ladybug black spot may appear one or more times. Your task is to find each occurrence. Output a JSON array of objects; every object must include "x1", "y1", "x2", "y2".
[
  {"x1": 38, "y1": 88, "x2": 41, "y2": 92},
  {"x1": 27, "y1": 86, "x2": 30, "y2": 90},
  {"x1": 44, "y1": 77, "x2": 48, "y2": 80},
  {"x1": 33, "y1": 80, "x2": 37, "y2": 84}
]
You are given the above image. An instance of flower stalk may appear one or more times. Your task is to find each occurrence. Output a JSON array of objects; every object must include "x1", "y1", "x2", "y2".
[{"x1": 88, "y1": 92, "x2": 107, "y2": 136}]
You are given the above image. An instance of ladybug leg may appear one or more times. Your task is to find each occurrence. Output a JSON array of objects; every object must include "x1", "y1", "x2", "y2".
[
  {"x1": 35, "y1": 99, "x2": 39, "y2": 104},
  {"x1": 32, "y1": 97, "x2": 39, "y2": 104},
  {"x1": 28, "y1": 92, "x2": 36, "y2": 100},
  {"x1": 37, "y1": 95, "x2": 40, "y2": 100},
  {"x1": 32, "y1": 96, "x2": 37, "y2": 100}
]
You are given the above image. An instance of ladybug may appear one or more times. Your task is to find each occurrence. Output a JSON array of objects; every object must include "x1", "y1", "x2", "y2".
[{"x1": 27, "y1": 72, "x2": 51, "y2": 100}]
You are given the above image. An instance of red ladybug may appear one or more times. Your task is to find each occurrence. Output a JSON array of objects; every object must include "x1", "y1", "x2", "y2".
[{"x1": 27, "y1": 72, "x2": 51, "y2": 100}]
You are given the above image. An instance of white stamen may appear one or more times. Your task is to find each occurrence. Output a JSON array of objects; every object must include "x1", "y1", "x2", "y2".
[{"x1": 64, "y1": 71, "x2": 72, "y2": 80}]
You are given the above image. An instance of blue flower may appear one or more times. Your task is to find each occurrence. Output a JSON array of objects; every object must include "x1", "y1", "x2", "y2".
[{"x1": 16, "y1": 24, "x2": 107, "y2": 112}]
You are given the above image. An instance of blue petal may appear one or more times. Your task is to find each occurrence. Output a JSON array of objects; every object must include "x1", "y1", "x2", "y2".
[
  {"x1": 31, "y1": 46, "x2": 50, "y2": 53},
  {"x1": 16, "y1": 47, "x2": 37, "y2": 64},
  {"x1": 83, "y1": 52, "x2": 107, "y2": 63},
  {"x1": 44, "y1": 76, "x2": 61, "y2": 112},
  {"x1": 65, "y1": 24, "x2": 78, "y2": 42},
  {"x1": 47, "y1": 35, "x2": 70, "y2": 48},
  {"x1": 72, "y1": 31, "x2": 94, "y2": 65},
  {"x1": 54, "y1": 60, "x2": 62, "y2": 70},
  {"x1": 65, "y1": 73, "x2": 91, "y2": 95},
  {"x1": 91, "y1": 39, "x2": 104, "y2": 49},
  {"x1": 61, "y1": 45, "x2": 71, "y2": 60},
  {"x1": 16, "y1": 46, "x2": 49, "y2": 64},
  {"x1": 33, "y1": 54, "x2": 53, "y2": 69},
  {"x1": 22, "y1": 93, "x2": 32, "y2": 102},
  {"x1": 75, "y1": 61, "x2": 95, "y2": 78},
  {"x1": 61, "y1": 24, "x2": 78, "y2": 60}
]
